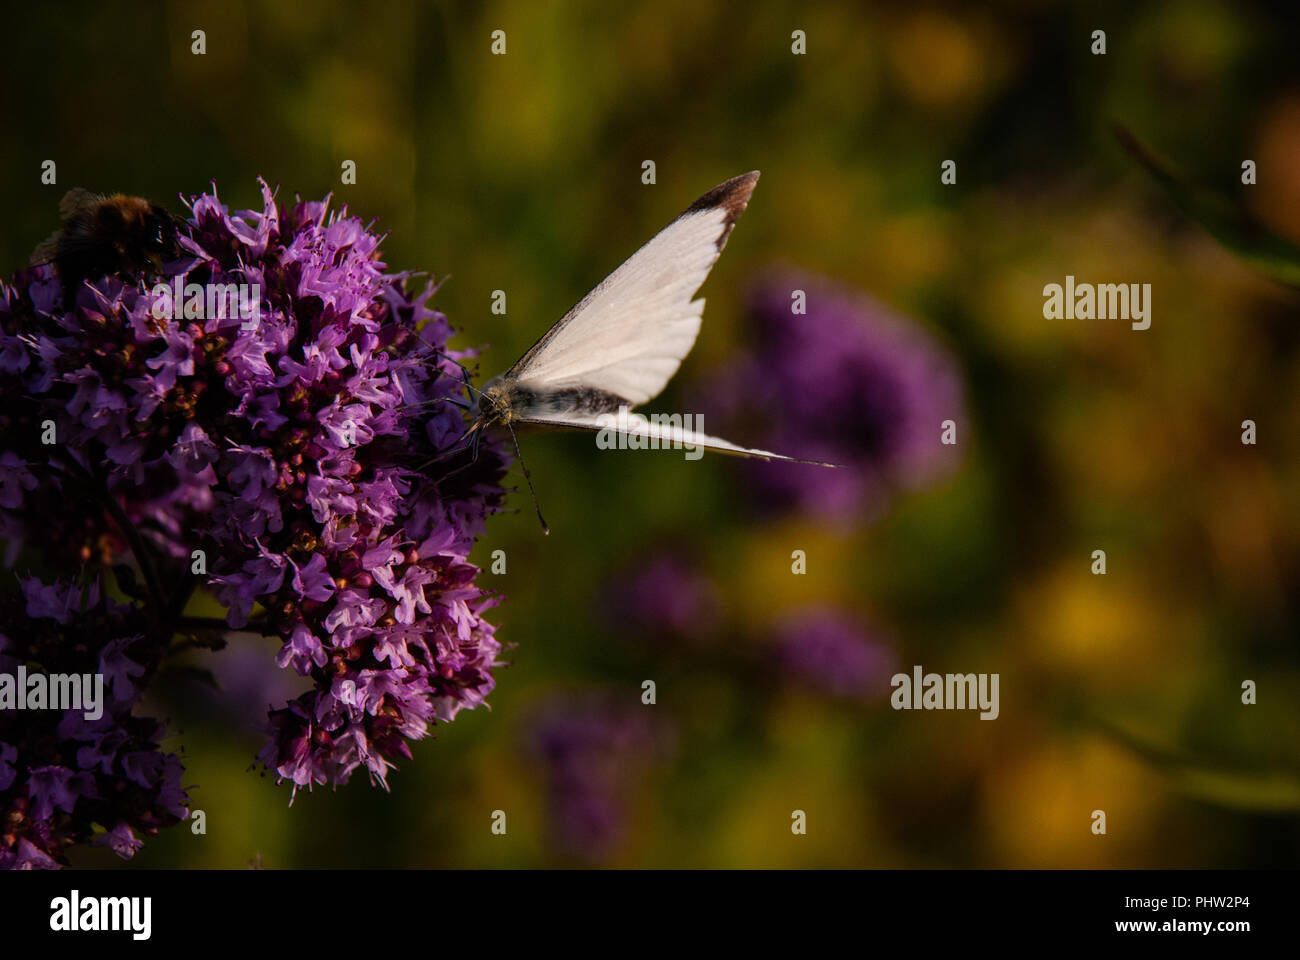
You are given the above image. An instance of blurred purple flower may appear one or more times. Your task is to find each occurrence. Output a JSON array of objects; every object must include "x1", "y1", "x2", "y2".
[
  {"x1": 771, "y1": 607, "x2": 895, "y2": 701},
  {"x1": 602, "y1": 549, "x2": 721, "y2": 642},
  {"x1": 700, "y1": 268, "x2": 965, "y2": 523},
  {"x1": 528, "y1": 695, "x2": 666, "y2": 864},
  {"x1": 191, "y1": 634, "x2": 315, "y2": 722}
]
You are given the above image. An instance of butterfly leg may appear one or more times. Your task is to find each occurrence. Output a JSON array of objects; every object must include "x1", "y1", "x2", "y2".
[
  {"x1": 433, "y1": 350, "x2": 475, "y2": 406},
  {"x1": 416, "y1": 346, "x2": 483, "y2": 401},
  {"x1": 424, "y1": 422, "x2": 483, "y2": 485},
  {"x1": 412, "y1": 416, "x2": 482, "y2": 474}
]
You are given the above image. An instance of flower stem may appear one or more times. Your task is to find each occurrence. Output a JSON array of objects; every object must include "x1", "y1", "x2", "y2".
[
  {"x1": 49, "y1": 447, "x2": 167, "y2": 615},
  {"x1": 98, "y1": 485, "x2": 166, "y2": 615}
]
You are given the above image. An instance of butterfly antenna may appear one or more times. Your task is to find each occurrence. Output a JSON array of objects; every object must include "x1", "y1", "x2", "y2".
[{"x1": 504, "y1": 420, "x2": 549, "y2": 535}]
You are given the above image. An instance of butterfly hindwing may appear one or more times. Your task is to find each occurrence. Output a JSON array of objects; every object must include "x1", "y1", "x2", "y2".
[{"x1": 515, "y1": 409, "x2": 838, "y2": 467}]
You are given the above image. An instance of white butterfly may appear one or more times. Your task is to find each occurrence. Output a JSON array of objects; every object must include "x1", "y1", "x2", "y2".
[{"x1": 458, "y1": 171, "x2": 836, "y2": 530}]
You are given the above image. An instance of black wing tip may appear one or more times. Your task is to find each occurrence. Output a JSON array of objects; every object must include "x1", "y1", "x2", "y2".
[
  {"x1": 685, "y1": 171, "x2": 760, "y2": 216},
  {"x1": 683, "y1": 170, "x2": 761, "y2": 250}
]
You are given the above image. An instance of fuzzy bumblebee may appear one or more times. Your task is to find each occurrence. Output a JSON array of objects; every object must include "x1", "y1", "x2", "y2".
[{"x1": 31, "y1": 188, "x2": 179, "y2": 307}]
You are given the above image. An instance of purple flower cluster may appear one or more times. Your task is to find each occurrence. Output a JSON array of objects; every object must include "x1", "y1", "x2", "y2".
[
  {"x1": 1, "y1": 179, "x2": 511, "y2": 863},
  {"x1": 0, "y1": 579, "x2": 188, "y2": 868},
  {"x1": 528, "y1": 695, "x2": 664, "y2": 863},
  {"x1": 700, "y1": 268, "x2": 965, "y2": 523}
]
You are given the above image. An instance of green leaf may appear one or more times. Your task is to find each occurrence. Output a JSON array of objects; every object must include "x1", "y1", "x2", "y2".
[
  {"x1": 1173, "y1": 769, "x2": 1300, "y2": 813},
  {"x1": 1113, "y1": 123, "x2": 1300, "y2": 289},
  {"x1": 1098, "y1": 717, "x2": 1300, "y2": 812}
]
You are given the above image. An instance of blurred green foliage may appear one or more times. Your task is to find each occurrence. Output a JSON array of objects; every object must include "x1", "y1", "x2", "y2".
[{"x1": 3, "y1": 0, "x2": 1299, "y2": 867}]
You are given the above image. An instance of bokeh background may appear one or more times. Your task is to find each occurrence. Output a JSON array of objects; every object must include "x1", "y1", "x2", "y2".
[{"x1": 3, "y1": 0, "x2": 1299, "y2": 867}]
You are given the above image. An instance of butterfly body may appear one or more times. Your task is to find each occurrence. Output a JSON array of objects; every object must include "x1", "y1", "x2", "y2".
[{"x1": 474, "y1": 378, "x2": 627, "y2": 426}]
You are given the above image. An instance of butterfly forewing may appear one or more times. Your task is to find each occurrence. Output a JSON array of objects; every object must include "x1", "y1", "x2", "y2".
[{"x1": 504, "y1": 171, "x2": 760, "y2": 407}]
